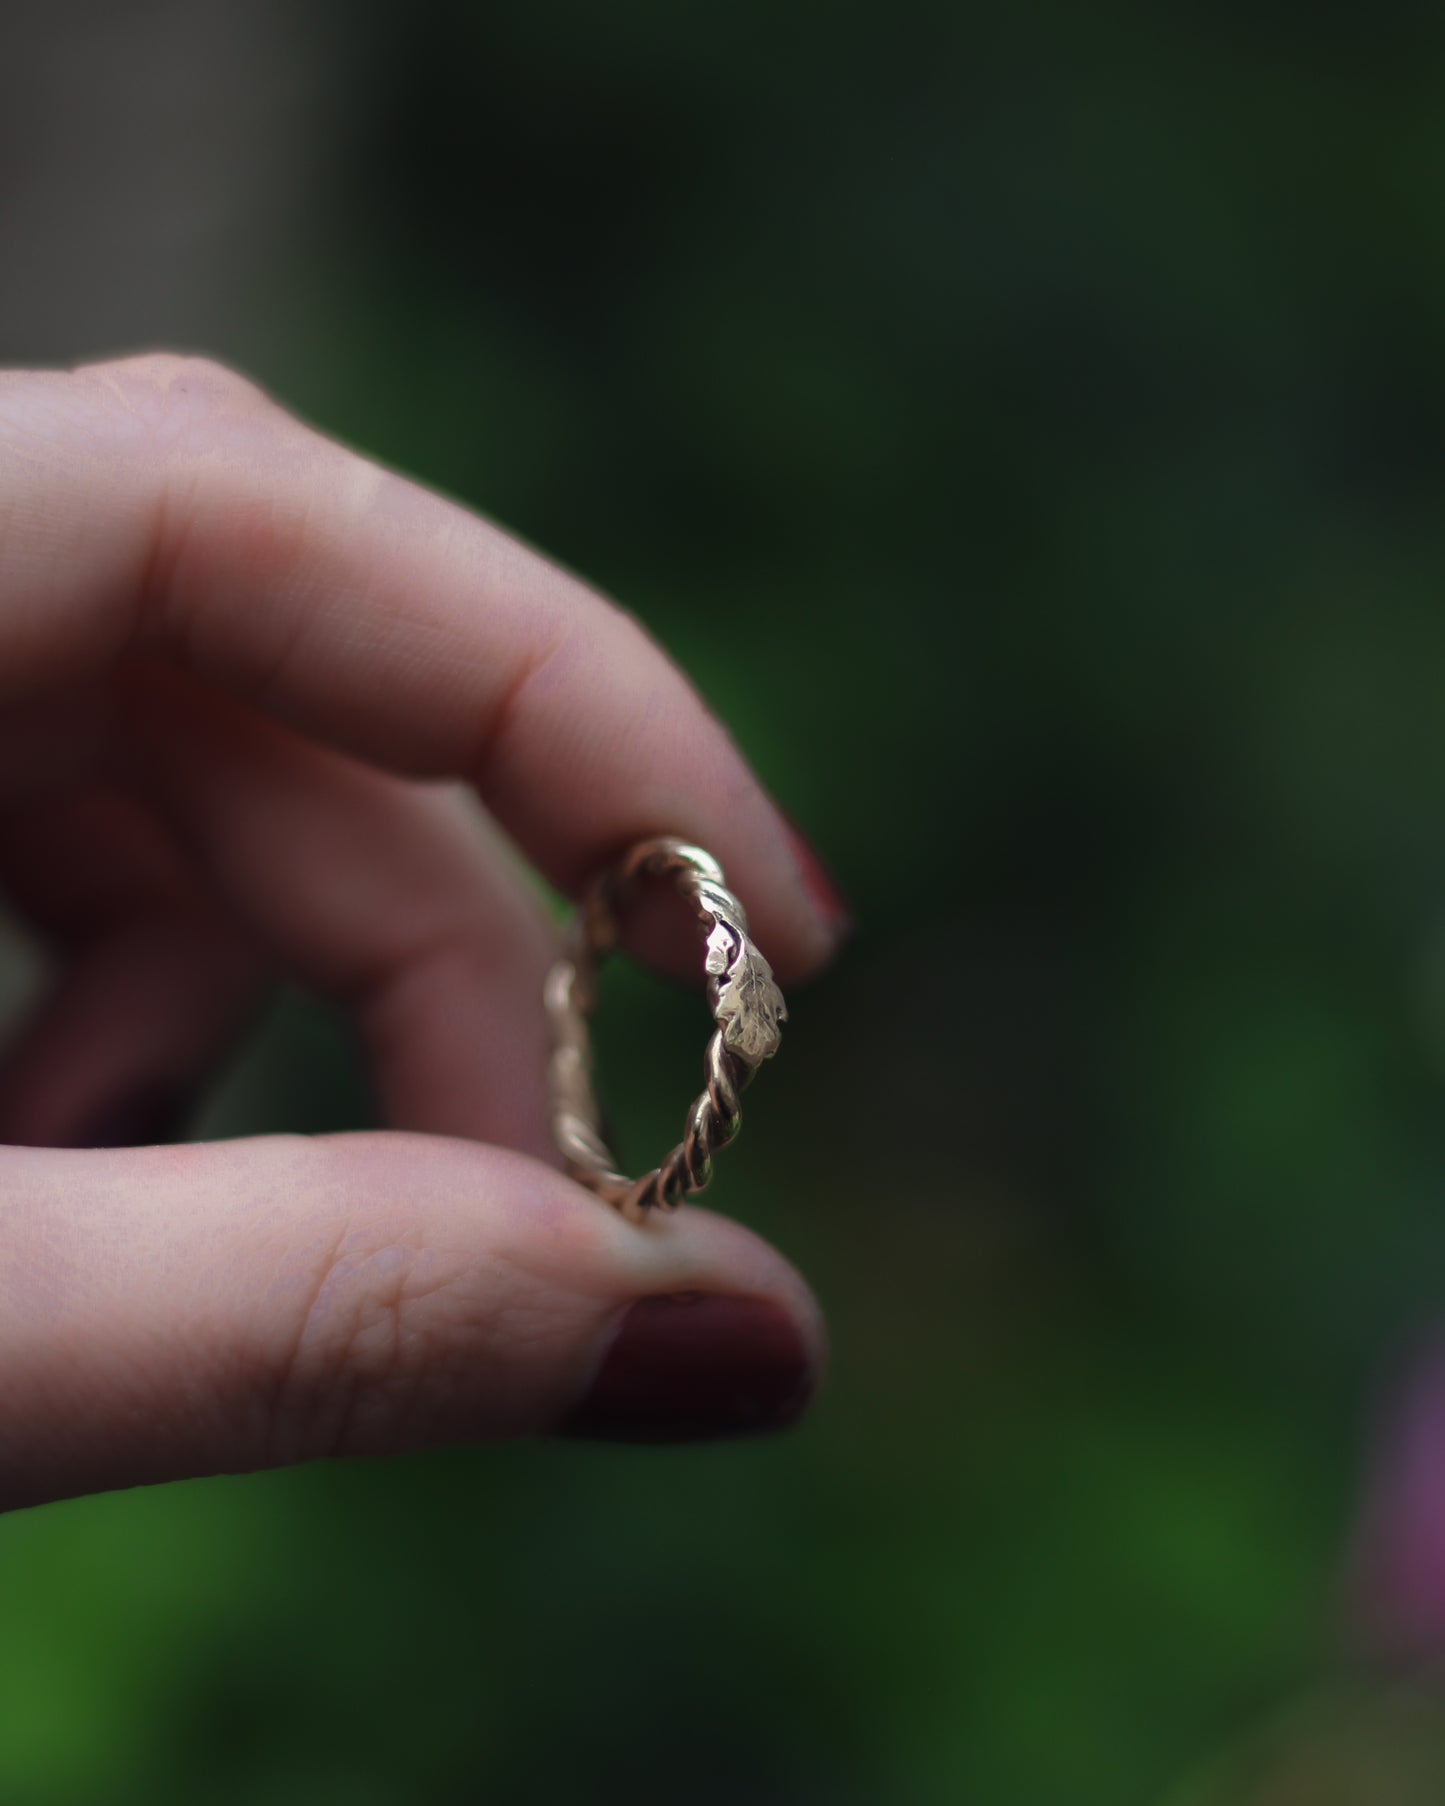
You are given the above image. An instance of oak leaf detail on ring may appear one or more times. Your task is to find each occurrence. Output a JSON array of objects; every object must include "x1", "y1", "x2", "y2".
[{"x1": 706, "y1": 920, "x2": 788, "y2": 1064}]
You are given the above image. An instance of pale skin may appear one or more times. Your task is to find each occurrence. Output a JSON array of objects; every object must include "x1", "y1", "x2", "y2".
[{"x1": 0, "y1": 354, "x2": 843, "y2": 1512}]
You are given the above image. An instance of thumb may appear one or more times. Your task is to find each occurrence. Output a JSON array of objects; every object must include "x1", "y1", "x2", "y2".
[{"x1": 0, "y1": 1134, "x2": 825, "y2": 1511}]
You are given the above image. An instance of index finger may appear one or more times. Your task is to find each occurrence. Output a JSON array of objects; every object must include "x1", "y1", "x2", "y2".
[{"x1": 0, "y1": 355, "x2": 849, "y2": 980}]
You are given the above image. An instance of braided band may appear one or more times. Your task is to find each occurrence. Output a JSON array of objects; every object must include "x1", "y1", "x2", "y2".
[{"x1": 544, "y1": 837, "x2": 787, "y2": 1223}]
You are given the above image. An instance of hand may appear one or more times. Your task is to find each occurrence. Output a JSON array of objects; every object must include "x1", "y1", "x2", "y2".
[{"x1": 0, "y1": 355, "x2": 849, "y2": 1511}]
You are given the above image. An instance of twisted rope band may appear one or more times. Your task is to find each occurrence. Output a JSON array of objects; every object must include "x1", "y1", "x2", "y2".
[{"x1": 544, "y1": 837, "x2": 787, "y2": 1223}]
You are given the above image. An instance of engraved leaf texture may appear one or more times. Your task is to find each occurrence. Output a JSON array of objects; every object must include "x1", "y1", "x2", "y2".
[
  {"x1": 714, "y1": 935, "x2": 787, "y2": 1063},
  {"x1": 704, "y1": 921, "x2": 736, "y2": 977}
]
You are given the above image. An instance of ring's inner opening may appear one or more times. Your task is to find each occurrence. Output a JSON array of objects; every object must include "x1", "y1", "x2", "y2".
[
  {"x1": 608, "y1": 867, "x2": 710, "y2": 982},
  {"x1": 588, "y1": 919, "x2": 702, "y2": 1173}
]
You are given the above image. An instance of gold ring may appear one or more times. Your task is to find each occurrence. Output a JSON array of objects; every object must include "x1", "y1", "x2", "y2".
[{"x1": 544, "y1": 836, "x2": 787, "y2": 1222}]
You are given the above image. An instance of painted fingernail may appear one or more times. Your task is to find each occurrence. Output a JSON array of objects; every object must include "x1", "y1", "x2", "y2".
[
  {"x1": 562, "y1": 1293, "x2": 817, "y2": 1443},
  {"x1": 781, "y1": 815, "x2": 853, "y2": 943},
  {"x1": 67, "y1": 1084, "x2": 193, "y2": 1149}
]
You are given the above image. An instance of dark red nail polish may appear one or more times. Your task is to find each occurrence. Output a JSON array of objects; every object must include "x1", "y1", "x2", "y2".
[
  {"x1": 66, "y1": 1084, "x2": 193, "y2": 1149},
  {"x1": 562, "y1": 1293, "x2": 817, "y2": 1443},
  {"x1": 780, "y1": 816, "x2": 853, "y2": 942}
]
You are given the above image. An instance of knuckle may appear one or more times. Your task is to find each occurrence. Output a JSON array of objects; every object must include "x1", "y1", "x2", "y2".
[
  {"x1": 71, "y1": 353, "x2": 275, "y2": 453},
  {"x1": 82, "y1": 350, "x2": 261, "y2": 405},
  {"x1": 265, "y1": 1220, "x2": 475, "y2": 1464}
]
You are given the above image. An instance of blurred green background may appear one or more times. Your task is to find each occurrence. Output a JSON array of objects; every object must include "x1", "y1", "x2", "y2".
[{"x1": 11, "y1": 1, "x2": 1445, "y2": 1800}]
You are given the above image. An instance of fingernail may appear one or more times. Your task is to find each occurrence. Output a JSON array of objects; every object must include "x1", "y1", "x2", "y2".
[
  {"x1": 781, "y1": 814, "x2": 853, "y2": 943},
  {"x1": 66, "y1": 1084, "x2": 193, "y2": 1149},
  {"x1": 562, "y1": 1292, "x2": 817, "y2": 1443}
]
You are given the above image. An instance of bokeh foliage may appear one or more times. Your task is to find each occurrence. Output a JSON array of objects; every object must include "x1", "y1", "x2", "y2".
[{"x1": 9, "y1": 1, "x2": 1445, "y2": 1800}]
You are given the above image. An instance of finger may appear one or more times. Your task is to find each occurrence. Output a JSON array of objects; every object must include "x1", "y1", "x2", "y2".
[
  {"x1": 0, "y1": 1133, "x2": 826, "y2": 1510},
  {"x1": 109, "y1": 665, "x2": 559, "y2": 1156},
  {"x1": 0, "y1": 356, "x2": 850, "y2": 982},
  {"x1": 0, "y1": 787, "x2": 268, "y2": 1146}
]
